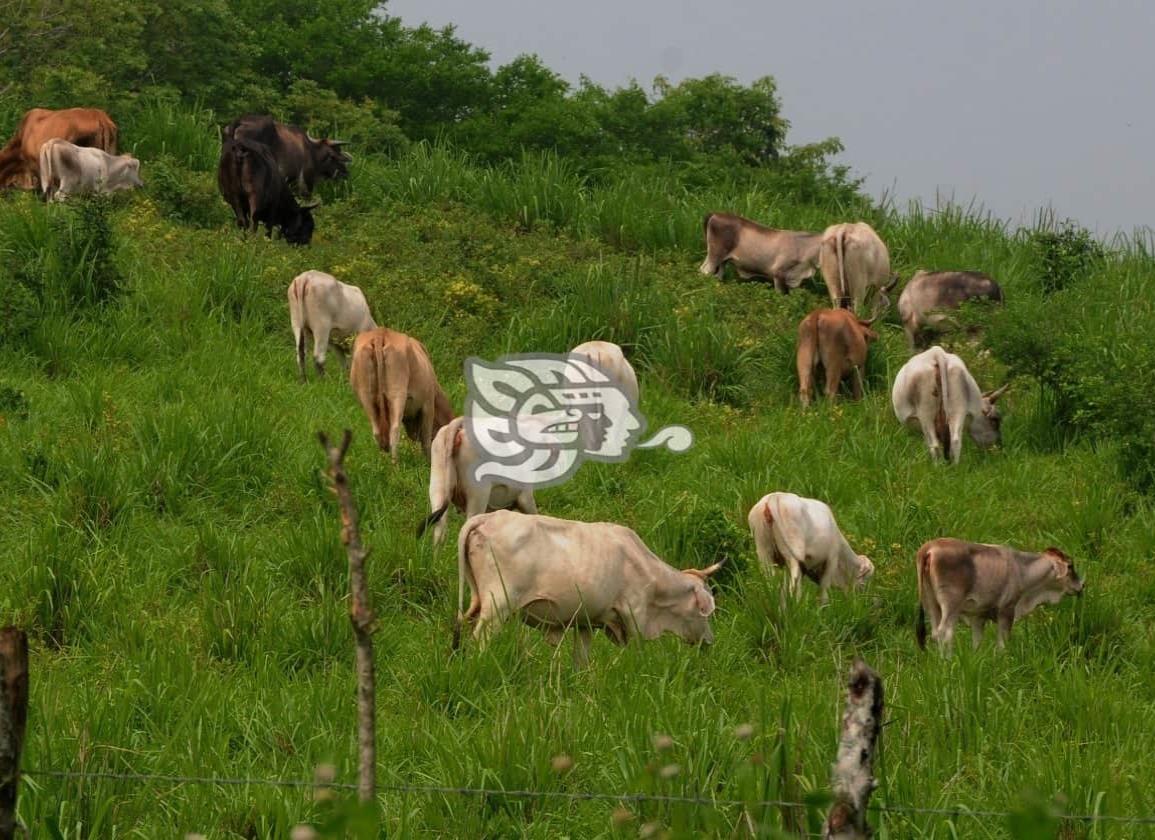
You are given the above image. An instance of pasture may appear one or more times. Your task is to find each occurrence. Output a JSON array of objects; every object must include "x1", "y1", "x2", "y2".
[{"x1": 1, "y1": 115, "x2": 1154, "y2": 838}]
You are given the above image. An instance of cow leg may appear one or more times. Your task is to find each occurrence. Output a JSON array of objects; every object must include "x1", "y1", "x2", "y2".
[
  {"x1": 948, "y1": 413, "x2": 966, "y2": 465},
  {"x1": 773, "y1": 275, "x2": 790, "y2": 295},
  {"x1": 851, "y1": 366, "x2": 865, "y2": 401},
  {"x1": 294, "y1": 326, "x2": 309, "y2": 382},
  {"x1": 515, "y1": 489, "x2": 538, "y2": 515},
  {"x1": 965, "y1": 619, "x2": 984, "y2": 651},
  {"x1": 824, "y1": 363, "x2": 842, "y2": 402},
  {"x1": 573, "y1": 628, "x2": 592, "y2": 670},
  {"x1": 419, "y1": 406, "x2": 437, "y2": 460},
  {"x1": 935, "y1": 602, "x2": 961, "y2": 653},
  {"x1": 996, "y1": 610, "x2": 1015, "y2": 649},
  {"x1": 312, "y1": 323, "x2": 331, "y2": 378},
  {"x1": 917, "y1": 405, "x2": 944, "y2": 461},
  {"x1": 386, "y1": 398, "x2": 406, "y2": 464}
]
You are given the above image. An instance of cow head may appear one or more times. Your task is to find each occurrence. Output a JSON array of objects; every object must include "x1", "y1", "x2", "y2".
[
  {"x1": 308, "y1": 134, "x2": 352, "y2": 180},
  {"x1": 120, "y1": 157, "x2": 143, "y2": 189},
  {"x1": 659, "y1": 561, "x2": 724, "y2": 646},
  {"x1": 853, "y1": 554, "x2": 875, "y2": 589},
  {"x1": 1044, "y1": 547, "x2": 1085, "y2": 597},
  {"x1": 973, "y1": 383, "x2": 1010, "y2": 448},
  {"x1": 283, "y1": 200, "x2": 319, "y2": 246}
]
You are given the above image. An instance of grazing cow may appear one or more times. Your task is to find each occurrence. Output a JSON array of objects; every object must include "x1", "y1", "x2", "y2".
[
  {"x1": 38, "y1": 139, "x2": 142, "y2": 202},
  {"x1": 224, "y1": 115, "x2": 350, "y2": 195},
  {"x1": 819, "y1": 222, "x2": 895, "y2": 312},
  {"x1": 892, "y1": 347, "x2": 1009, "y2": 464},
  {"x1": 568, "y1": 340, "x2": 639, "y2": 405},
  {"x1": 916, "y1": 538, "x2": 1084, "y2": 651},
  {"x1": 217, "y1": 138, "x2": 318, "y2": 245},
  {"x1": 0, "y1": 107, "x2": 117, "y2": 189},
  {"x1": 455, "y1": 510, "x2": 723, "y2": 667},
  {"x1": 748, "y1": 493, "x2": 874, "y2": 603},
  {"x1": 898, "y1": 270, "x2": 1004, "y2": 348},
  {"x1": 287, "y1": 271, "x2": 376, "y2": 381},
  {"x1": 796, "y1": 308, "x2": 879, "y2": 407},
  {"x1": 349, "y1": 327, "x2": 454, "y2": 462},
  {"x1": 418, "y1": 416, "x2": 538, "y2": 546},
  {"x1": 699, "y1": 212, "x2": 822, "y2": 294}
]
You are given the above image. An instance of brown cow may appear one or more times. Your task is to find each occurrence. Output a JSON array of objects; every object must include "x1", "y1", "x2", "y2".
[
  {"x1": 916, "y1": 538, "x2": 1084, "y2": 652},
  {"x1": 349, "y1": 328, "x2": 454, "y2": 462},
  {"x1": 796, "y1": 308, "x2": 880, "y2": 407},
  {"x1": 699, "y1": 212, "x2": 822, "y2": 293},
  {"x1": 0, "y1": 108, "x2": 118, "y2": 189}
]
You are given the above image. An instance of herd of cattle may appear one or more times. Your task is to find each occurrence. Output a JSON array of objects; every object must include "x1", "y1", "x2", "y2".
[{"x1": 1, "y1": 106, "x2": 1085, "y2": 666}]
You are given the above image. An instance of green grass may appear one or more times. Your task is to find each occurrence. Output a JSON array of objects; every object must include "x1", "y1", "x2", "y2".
[{"x1": 1, "y1": 130, "x2": 1155, "y2": 839}]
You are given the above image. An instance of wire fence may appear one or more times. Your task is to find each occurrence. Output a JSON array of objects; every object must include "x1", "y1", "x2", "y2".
[{"x1": 22, "y1": 767, "x2": 1155, "y2": 828}]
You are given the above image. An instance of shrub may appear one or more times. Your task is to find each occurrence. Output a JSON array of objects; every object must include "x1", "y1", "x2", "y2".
[
  {"x1": 46, "y1": 196, "x2": 123, "y2": 308},
  {"x1": 0, "y1": 272, "x2": 39, "y2": 343},
  {"x1": 1028, "y1": 221, "x2": 1105, "y2": 295},
  {"x1": 146, "y1": 154, "x2": 228, "y2": 228}
]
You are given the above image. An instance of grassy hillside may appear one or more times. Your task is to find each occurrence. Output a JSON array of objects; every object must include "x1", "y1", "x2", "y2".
[{"x1": 1, "y1": 126, "x2": 1154, "y2": 839}]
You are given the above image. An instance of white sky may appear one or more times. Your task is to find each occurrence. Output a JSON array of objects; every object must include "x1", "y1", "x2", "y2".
[{"x1": 385, "y1": 0, "x2": 1155, "y2": 236}]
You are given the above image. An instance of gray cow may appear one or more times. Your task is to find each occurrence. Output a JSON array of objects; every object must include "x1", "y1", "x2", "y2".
[
  {"x1": 699, "y1": 212, "x2": 822, "y2": 294},
  {"x1": 898, "y1": 270, "x2": 1004, "y2": 348}
]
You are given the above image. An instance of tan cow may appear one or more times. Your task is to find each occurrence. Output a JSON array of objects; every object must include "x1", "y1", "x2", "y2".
[
  {"x1": 349, "y1": 327, "x2": 454, "y2": 462},
  {"x1": 699, "y1": 212, "x2": 823, "y2": 294},
  {"x1": 897, "y1": 270, "x2": 1004, "y2": 348},
  {"x1": 916, "y1": 538, "x2": 1084, "y2": 651},
  {"x1": 796, "y1": 308, "x2": 880, "y2": 407},
  {"x1": 419, "y1": 416, "x2": 538, "y2": 546},
  {"x1": 39, "y1": 139, "x2": 142, "y2": 202},
  {"x1": 819, "y1": 222, "x2": 894, "y2": 312},
  {"x1": 455, "y1": 510, "x2": 723, "y2": 667},
  {"x1": 568, "y1": 340, "x2": 639, "y2": 405},
  {"x1": 0, "y1": 107, "x2": 118, "y2": 189},
  {"x1": 748, "y1": 492, "x2": 874, "y2": 603},
  {"x1": 287, "y1": 271, "x2": 376, "y2": 381}
]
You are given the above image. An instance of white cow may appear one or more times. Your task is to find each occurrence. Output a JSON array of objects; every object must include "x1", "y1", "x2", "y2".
[
  {"x1": 568, "y1": 340, "x2": 639, "y2": 405},
  {"x1": 39, "y1": 138, "x2": 142, "y2": 202},
  {"x1": 747, "y1": 492, "x2": 874, "y2": 603},
  {"x1": 455, "y1": 510, "x2": 723, "y2": 667},
  {"x1": 419, "y1": 416, "x2": 538, "y2": 546},
  {"x1": 818, "y1": 222, "x2": 894, "y2": 312},
  {"x1": 891, "y1": 346, "x2": 1008, "y2": 464},
  {"x1": 287, "y1": 270, "x2": 376, "y2": 380}
]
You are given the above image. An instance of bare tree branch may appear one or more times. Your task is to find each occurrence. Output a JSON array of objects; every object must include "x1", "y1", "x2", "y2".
[{"x1": 825, "y1": 659, "x2": 883, "y2": 839}]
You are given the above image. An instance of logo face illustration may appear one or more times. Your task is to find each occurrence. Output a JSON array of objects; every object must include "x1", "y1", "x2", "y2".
[{"x1": 463, "y1": 354, "x2": 692, "y2": 488}]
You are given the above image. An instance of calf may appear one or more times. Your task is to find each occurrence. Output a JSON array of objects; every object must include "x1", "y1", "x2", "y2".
[
  {"x1": 456, "y1": 510, "x2": 723, "y2": 667},
  {"x1": 898, "y1": 270, "x2": 1004, "y2": 348},
  {"x1": 916, "y1": 538, "x2": 1084, "y2": 651},
  {"x1": 796, "y1": 308, "x2": 879, "y2": 407},
  {"x1": 568, "y1": 340, "x2": 639, "y2": 405},
  {"x1": 892, "y1": 346, "x2": 1008, "y2": 463},
  {"x1": 39, "y1": 138, "x2": 142, "y2": 201},
  {"x1": 699, "y1": 212, "x2": 822, "y2": 294},
  {"x1": 419, "y1": 416, "x2": 538, "y2": 546},
  {"x1": 349, "y1": 327, "x2": 454, "y2": 462},
  {"x1": 748, "y1": 493, "x2": 874, "y2": 603},
  {"x1": 287, "y1": 271, "x2": 376, "y2": 380}
]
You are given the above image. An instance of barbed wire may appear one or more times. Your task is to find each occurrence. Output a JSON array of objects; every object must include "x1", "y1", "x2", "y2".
[{"x1": 22, "y1": 768, "x2": 1155, "y2": 826}]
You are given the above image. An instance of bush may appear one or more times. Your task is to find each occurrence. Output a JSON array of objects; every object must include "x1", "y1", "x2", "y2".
[
  {"x1": 1028, "y1": 221, "x2": 1105, "y2": 295},
  {"x1": 0, "y1": 272, "x2": 39, "y2": 343},
  {"x1": 146, "y1": 154, "x2": 228, "y2": 228},
  {"x1": 46, "y1": 196, "x2": 123, "y2": 308}
]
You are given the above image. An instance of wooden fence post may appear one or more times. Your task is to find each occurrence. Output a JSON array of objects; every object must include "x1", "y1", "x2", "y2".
[
  {"x1": 824, "y1": 658, "x2": 883, "y2": 839},
  {"x1": 0, "y1": 628, "x2": 29, "y2": 840},
  {"x1": 319, "y1": 430, "x2": 377, "y2": 806}
]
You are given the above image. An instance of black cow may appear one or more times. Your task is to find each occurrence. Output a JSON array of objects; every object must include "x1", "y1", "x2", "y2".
[
  {"x1": 223, "y1": 115, "x2": 350, "y2": 196},
  {"x1": 218, "y1": 138, "x2": 317, "y2": 246}
]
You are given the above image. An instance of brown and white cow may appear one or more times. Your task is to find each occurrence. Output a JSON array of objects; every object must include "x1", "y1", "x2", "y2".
[
  {"x1": 349, "y1": 327, "x2": 454, "y2": 462},
  {"x1": 38, "y1": 139, "x2": 142, "y2": 202},
  {"x1": 796, "y1": 308, "x2": 880, "y2": 407},
  {"x1": 916, "y1": 538, "x2": 1084, "y2": 651},
  {"x1": 699, "y1": 212, "x2": 822, "y2": 294},
  {"x1": 748, "y1": 493, "x2": 874, "y2": 603},
  {"x1": 419, "y1": 416, "x2": 538, "y2": 546},
  {"x1": 897, "y1": 270, "x2": 1004, "y2": 348},
  {"x1": 891, "y1": 347, "x2": 1008, "y2": 464},
  {"x1": 287, "y1": 271, "x2": 376, "y2": 381},
  {"x1": 0, "y1": 107, "x2": 118, "y2": 189},
  {"x1": 819, "y1": 222, "x2": 895, "y2": 312},
  {"x1": 455, "y1": 510, "x2": 723, "y2": 667},
  {"x1": 568, "y1": 340, "x2": 639, "y2": 406}
]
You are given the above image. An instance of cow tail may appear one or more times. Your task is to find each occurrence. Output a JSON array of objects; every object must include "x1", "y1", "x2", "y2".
[
  {"x1": 933, "y1": 348, "x2": 951, "y2": 459},
  {"x1": 454, "y1": 516, "x2": 484, "y2": 650},
  {"x1": 836, "y1": 228, "x2": 849, "y2": 308},
  {"x1": 292, "y1": 276, "x2": 308, "y2": 366},
  {"x1": 374, "y1": 339, "x2": 391, "y2": 448},
  {"x1": 420, "y1": 423, "x2": 458, "y2": 538},
  {"x1": 915, "y1": 545, "x2": 930, "y2": 650}
]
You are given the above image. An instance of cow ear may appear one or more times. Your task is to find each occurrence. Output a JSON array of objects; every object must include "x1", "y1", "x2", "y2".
[
  {"x1": 1045, "y1": 550, "x2": 1071, "y2": 578},
  {"x1": 693, "y1": 586, "x2": 716, "y2": 617}
]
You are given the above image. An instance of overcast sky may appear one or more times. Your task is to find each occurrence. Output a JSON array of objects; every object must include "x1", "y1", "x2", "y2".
[{"x1": 385, "y1": 0, "x2": 1155, "y2": 237}]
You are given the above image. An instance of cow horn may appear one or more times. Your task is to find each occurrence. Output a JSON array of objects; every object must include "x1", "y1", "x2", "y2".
[
  {"x1": 984, "y1": 383, "x2": 1010, "y2": 402},
  {"x1": 883, "y1": 273, "x2": 900, "y2": 292},
  {"x1": 685, "y1": 560, "x2": 726, "y2": 579},
  {"x1": 329, "y1": 139, "x2": 349, "y2": 146}
]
